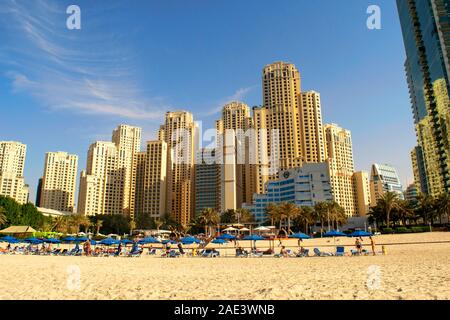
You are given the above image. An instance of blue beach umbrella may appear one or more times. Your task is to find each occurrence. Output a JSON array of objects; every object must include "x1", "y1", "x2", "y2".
[
  {"x1": 211, "y1": 238, "x2": 227, "y2": 244},
  {"x1": 243, "y1": 235, "x2": 265, "y2": 241},
  {"x1": 181, "y1": 236, "x2": 200, "y2": 244},
  {"x1": 348, "y1": 230, "x2": 373, "y2": 238},
  {"x1": 217, "y1": 234, "x2": 236, "y2": 240},
  {"x1": 43, "y1": 238, "x2": 61, "y2": 244},
  {"x1": 138, "y1": 237, "x2": 161, "y2": 244},
  {"x1": 90, "y1": 240, "x2": 97, "y2": 245},
  {"x1": 323, "y1": 230, "x2": 347, "y2": 237},
  {"x1": 62, "y1": 236, "x2": 77, "y2": 242},
  {"x1": 23, "y1": 237, "x2": 43, "y2": 244},
  {"x1": 162, "y1": 239, "x2": 177, "y2": 245},
  {"x1": 0, "y1": 236, "x2": 19, "y2": 243},
  {"x1": 98, "y1": 238, "x2": 120, "y2": 246},
  {"x1": 74, "y1": 237, "x2": 89, "y2": 242},
  {"x1": 288, "y1": 232, "x2": 311, "y2": 239},
  {"x1": 120, "y1": 239, "x2": 134, "y2": 245}
]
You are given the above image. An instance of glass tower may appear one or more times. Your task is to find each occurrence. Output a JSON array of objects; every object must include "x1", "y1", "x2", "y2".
[{"x1": 397, "y1": 0, "x2": 450, "y2": 196}]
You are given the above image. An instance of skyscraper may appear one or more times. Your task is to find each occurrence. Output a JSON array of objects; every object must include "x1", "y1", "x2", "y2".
[
  {"x1": 369, "y1": 163, "x2": 404, "y2": 206},
  {"x1": 133, "y1": 140, "x2": 167, "y2": 223},
  {"x1": 324, "y1": 123, "x2": 357, "y2": 217},
  {"x1": 253, "y1": 62, "x2": 303, "y2": 194},
  {"x1": 216, "y1": 101, "x2": 256, "y2": 211},
  {"x1": 300, "y1": 91, "x2": 327, "y2": 163},
  {"x1": 0, "y1": 141, "x2": 29, "y2": 204},
  {"x1": 40, "y1": 151, "x2": 78, "y2": 212},
  {"x1": 397, "y1": 0, "x2": 450, "y2": 196},
  {"x1": 352, "y1": 171, "x2": 371, "y2": 217},
  {"x1": 77, "y1": 125, "x2": 142, "y2": 216},
  {"x1": 195, "y1": 148, "x2": 219, "y2": 215},
  {"x1": 159, "y1": 111, "x2": 197, "y2": 225}
]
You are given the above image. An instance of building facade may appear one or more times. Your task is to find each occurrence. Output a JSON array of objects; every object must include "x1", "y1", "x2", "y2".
[
  {"x1": 159, "y1": 111, "x2": 197, "y2": 225},
  {"x1": 397, "y1": 0, "x2": 450, "y2": 196},
  {"x1": 0, "y1": 141, "x2": 29, "y2": 204},
  {"x1": 195, "y1": 148, "x2": 219, "y2": 215},
  {"x1": 369, "y1": 163, "x2": 405, "y2": 206},
  {"x1": 77, "y1": 125, "x2": 142, "y2": 216},
  {"x1": 134, "y1": 140, "x2": 167, "y2": 222},
  {"x1": 323, "y1": 123, "x2": 357, "y2": 217},
  {"x1": 352, "y1": 171, "x2": 371, "y2": 216},
  {"x1": 243, "y1": 162, "x2": 333, "y2": 224},
  {"x1": 216, "y1": 102, "x2": 256, "y2": 212},
  {"x1": 40, "y1": 151, "x2": 78, "y2": 212}
]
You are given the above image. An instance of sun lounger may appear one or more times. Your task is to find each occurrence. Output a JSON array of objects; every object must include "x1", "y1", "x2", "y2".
[
  {"x1": 128, "y1": 250, "x2": 143, "y2": 257},
  {"x1": 335, "y1": 246, "x2": 345, "y2": 256},
  {"x1": 296, "y1": 249, "x2": 309, "y2": 257},
  {"x1": 148, "y1": 248, "x2": 157, "y2": 255},
  {"x1": 314, "y1": 248, "x2": 333, "y2": 257}
]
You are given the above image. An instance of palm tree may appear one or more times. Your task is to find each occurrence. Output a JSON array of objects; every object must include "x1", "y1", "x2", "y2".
[
  {"x1": 377, "y1": 192, "x2": 400, "y2": 228},
  {"x1": 235, "y1": 208, "x2": 254, "y2": 223},
  {"x1": 327, "y1": 202, "x2": 347, "y2": 230},
  {"x1": 265, "y1": 203, "x2": 280, "y2": 227},
  {"x1": 154, "y1": 218, "x2": 164, "y2": 232},
  {"x1": 129, "y1": 219, "x2": 136, "y2": 236},
  {"x1": 198, "y1": 208, "x2": 220, "y2": 237},
  {"x1": 279, "y1": 202, "x2": 300, "y2": 234},
  {"x1": 434, "y1": 193, "x2": 450, "y2": 225},
  {"x1": 95, "y1": 219, "x2": 103, "y2": 236},
  {"x1": 415, "y1": 193, "x2": 436, "y2": 226},
  {"x1": 314, "y1": 202, "x2": 328, "y2": 234},
  {"x1": 294, "y1": 206, "x2": 315, "y2": 234},
  {"x1": 0, "y1": 207, "x2": 7, "y2": 227}
]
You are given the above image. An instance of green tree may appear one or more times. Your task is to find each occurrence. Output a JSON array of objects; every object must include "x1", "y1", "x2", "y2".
[
  {"x1": 415, "y1": 193, "x2": 436, "y2": 226},
  {"x1": 293, "y1": 206, "x2": 315, "y2": 234},
  {"x1": 278, "y1": 202, "x2": 300, "y2": 234},
  {"x1": 376, "y1": 191, "x2": 400, "y2": 228},
  {"x1": 265, "y1": 203, "x2": 280, "y2": 227},
  {"x1": 313, "y1": 202, "x2": 328, "y2": 234},
  {"x1": 198, "y1": 208, "x2": 220, "y2": 236},
  {"x1": 435, "y1": 193, "x2": 450, "y2": 225},
  {"x1": 0, "y1": 206, "x2": 7, "y2": 227}
]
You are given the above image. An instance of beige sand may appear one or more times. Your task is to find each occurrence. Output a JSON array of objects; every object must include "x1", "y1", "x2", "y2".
[{"x1": 0, "y1": 232, "x2": 449, "y2": 300}]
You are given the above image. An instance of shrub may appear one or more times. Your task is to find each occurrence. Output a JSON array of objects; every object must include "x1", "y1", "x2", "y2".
[
  {"x1": 395, "y1": 227, "x2": 411, "y2": 234},
  {"x1": 381, "y1": 227, "x2": 394, "y2": 234},
  {"x1": 411, "y1": 226, "x2": 425, "y2": 233}
]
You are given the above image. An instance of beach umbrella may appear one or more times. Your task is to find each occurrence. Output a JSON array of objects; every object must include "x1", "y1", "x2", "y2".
[
  {"x1": 138, "y1": 237, "x2": 161, "y2": 244},
  {"x1": 181, "y1": 236, "x2": 200, "y2": 244},
  {"x1": 62, "y1": 236, "x2": 77, "y2": 242},
  {"x1": 162, "y1": 239, "x2": 177, "y2": 245},
  {"x1": 288, "y1": 232, "x2": 311, "y2": 239},
  {"x1": 23, "y1": 237, "x2": 43, "y2": 244},
  {"x1": 348, "y1": 230, "x2": 372, "y2": 238},
  {"x1": 211, "y1": 238, "x2": 227, "y2": 244},
  {"x1": 217, "y1": 233, "x2": 236, "y2": 240},
  {"x1": 43, "y1": 238, "x2": 61, "y2": 244},
  {"x1": 0, "y1": 236, "x2": 19, "y2": 243},
  {"x1": 324, "y1": 230, "x2": 347, "y2": 237},
  {"x1": 74, "y1": 237, "x2": 89, "y2": 242},
  {"x1": 223, "y1": 227, "x2": 238, "y2": 232},
  {"x1": 120, "y1": 239, "x2": 134, "y2": 245},
  {"x1": 98, "y1": 238, "x2": 120, "y2": 246},
  {"x1": 254, "y1": 226, "x2": 270, "y2": 232},
  {"x1": 90, "y1": 240, "x2": 97, "y2": 245},
  {"x1": 239, "y1": 227, "x2": 250, "y2": 232},
  {"x1": 243, "y1": 235, "x2": 264, "y2": 241}
]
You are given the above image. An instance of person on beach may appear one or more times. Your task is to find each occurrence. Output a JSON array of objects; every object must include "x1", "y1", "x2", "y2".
[
  {"x1": 85, "y1": 240, "x2": 91, "y2": 256},
  {"x1": 280, "y1": 246, "x2": 288, "y2": 258},
  {"x1": 177, "y1": 242, "x2": 185, "y2": 255},
  {"x1": 369, "y1": 236, "x2": 376, "y2": 256},
  {"x1": 355, "y1": 238, "x2": 362, "y2": 255}
]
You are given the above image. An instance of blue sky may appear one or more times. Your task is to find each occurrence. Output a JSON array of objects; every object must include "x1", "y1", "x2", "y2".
[{"x1": 0, "y1": 0, "x2": 416, "y2": 204}]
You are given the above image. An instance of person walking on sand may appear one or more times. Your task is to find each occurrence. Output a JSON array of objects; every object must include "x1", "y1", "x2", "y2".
[
  {"x1": 369, "y1": 236, "x2": 376, "y2": 256},
  {"x1": 355, "y1": 238, "x2": 362, "y2": 255}
]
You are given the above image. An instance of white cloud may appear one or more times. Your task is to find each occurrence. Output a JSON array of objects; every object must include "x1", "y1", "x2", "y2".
[
  {"x1": 205, "y1": 86, "x2": 255, "y2": 116},
  {"x1": 0, "y1": 0, "x2": 166, "y2": 121}
]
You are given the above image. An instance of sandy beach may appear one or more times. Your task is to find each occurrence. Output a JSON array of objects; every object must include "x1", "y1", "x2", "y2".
[{"x1": 0, "y1": 232, "x2": 449, "y2": 300}]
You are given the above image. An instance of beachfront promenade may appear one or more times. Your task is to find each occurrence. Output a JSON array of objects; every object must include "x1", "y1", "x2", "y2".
[{"x1": 0, "y1": 233, "x2": 449, "y2": 300}]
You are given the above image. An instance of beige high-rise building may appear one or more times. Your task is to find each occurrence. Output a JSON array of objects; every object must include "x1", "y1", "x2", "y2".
[
  {"x1": 324, "y1": 123, "x2": 357, "y2": 217},
  {"x1": 40, "y1": 152, "x2": 78, "y2": 212},
  {"x1": 253, "y1": 62, "x2": 303, "y2": 194},
  {"x1": 134, "y1": 140, "x2": 167, "y2": 222},
  {"x1": 78, "y1": 125, "x2": 142, "y2": 216},
  {"x1": 112, "y1": 125, "x2": 141, "y2": 216},
  {"x1": 216, "y1": 102, "x2": 256, "y2": 212},
  {"x1": 300, "y1": 91, "x2": 326, "y2": 163},
  {"x1": 0, "y1": 141, "x2": 29, "y2": 204},
  {"x1": 159, "y1": 111, "x2": 197, "y2": 225},
  {"x1": 352, "y1": 171, "x2": 371, "y2": 217}
]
